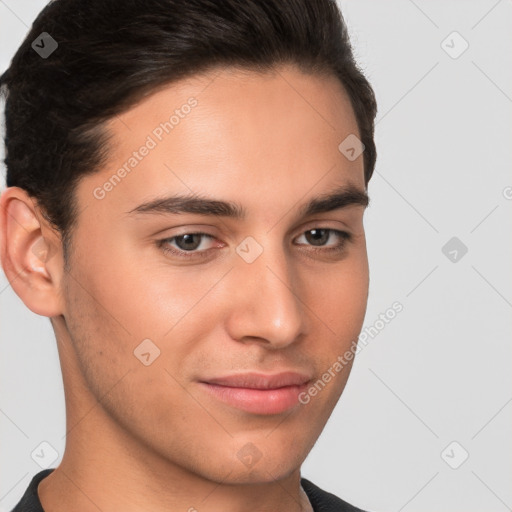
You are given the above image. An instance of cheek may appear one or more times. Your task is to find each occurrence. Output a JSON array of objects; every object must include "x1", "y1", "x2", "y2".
[
  {"x1": 61, "y1": 243, "x2": 160, "y2": 395},
  {"x1": 74, "y1": 241, "x2": 211, "y2": 342},
  {"x1": 62, "y1": 264, "x2": 202, "y2": 431},
  {"x1": 308, "y1": 253, "x2": 369, "y2": 342}
]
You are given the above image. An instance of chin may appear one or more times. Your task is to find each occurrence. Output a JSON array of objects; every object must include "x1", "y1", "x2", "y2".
[
  {"x1": 188, "y1": 442, "x2": 306, "y2": 486},
  {"x1": 233, "y1": 445, "x2": 306, "y2": 485},
  {"x1": 223, "y1": 463, "x2": 301, "y2": 486}
]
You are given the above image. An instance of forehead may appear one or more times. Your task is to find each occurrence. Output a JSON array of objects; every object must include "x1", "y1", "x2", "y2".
[{"x1": 81, "y1": 64, "x2": 364, "y2": 222}]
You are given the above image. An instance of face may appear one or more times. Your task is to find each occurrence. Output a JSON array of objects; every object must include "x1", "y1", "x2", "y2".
[{"x1": 57, "y1": 64, "x2": 369, "y2": 483}]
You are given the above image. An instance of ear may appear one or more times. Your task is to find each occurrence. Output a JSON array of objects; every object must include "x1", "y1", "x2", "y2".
[{"x1": 0, "y1": 186, "x2": 65, "y2": 317}]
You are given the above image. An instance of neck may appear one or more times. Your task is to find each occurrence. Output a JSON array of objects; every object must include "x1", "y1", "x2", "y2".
[{"x1": 38, "y1": 431, "x2": 313, "y2": 512}]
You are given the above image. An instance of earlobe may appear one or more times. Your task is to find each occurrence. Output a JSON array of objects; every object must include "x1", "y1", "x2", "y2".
[{"x1": 0, "y1": 187, "x2": 64, "y2": 317}]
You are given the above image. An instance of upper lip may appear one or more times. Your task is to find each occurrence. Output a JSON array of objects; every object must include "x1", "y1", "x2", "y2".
[{"x1": 201, "y1": 371, "x2": 312, "y2": 390}]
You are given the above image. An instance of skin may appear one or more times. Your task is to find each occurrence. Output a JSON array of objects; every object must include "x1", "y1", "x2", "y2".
[{"x1": 0, "y1": 63, "x2": 369, "y2": 512}]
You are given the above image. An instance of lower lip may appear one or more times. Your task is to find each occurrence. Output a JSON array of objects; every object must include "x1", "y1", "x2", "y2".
[{"x1": 199, "y1": 382, "x2": 309, "y2": 415}]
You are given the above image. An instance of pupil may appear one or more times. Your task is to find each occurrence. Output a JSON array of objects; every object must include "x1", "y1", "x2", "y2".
[
  {"x1": 306, "y1": 229, "x2": 328, "y2": 246},
  {"x1": 178, "y1": 234, "x2": 201, "y2": 251}
]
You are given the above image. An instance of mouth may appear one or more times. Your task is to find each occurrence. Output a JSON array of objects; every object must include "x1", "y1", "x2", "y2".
[{"x1": 198, "y1": 371, "x2": 312, "y2": 415}]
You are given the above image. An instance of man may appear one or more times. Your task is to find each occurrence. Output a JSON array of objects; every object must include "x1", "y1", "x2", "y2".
[{"x1": 0, "y1": 0, "x2": 377, "y2": 510}]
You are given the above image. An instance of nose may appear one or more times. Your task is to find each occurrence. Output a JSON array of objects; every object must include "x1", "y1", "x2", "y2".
[{"x1": 224, "y1": 241, "x2": 306, "y2": 349}]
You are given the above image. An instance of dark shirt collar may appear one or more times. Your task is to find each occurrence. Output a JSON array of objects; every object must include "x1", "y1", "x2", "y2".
[{"x1": 11, "y1": 469, "x2": 368, "y2": 512}]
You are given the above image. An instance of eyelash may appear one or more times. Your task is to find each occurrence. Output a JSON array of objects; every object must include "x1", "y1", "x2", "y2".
[{"x1": 156, "y1": 228, "x2": 352, "y2": 260}]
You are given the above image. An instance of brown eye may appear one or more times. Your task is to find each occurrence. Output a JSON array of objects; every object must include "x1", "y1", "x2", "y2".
[
  {"x1": 296, "y1": 228, "x2": 351, "y2": 250},
  {"x1": 157, "y1": 232, "x2": 217, "y2": 260},
  {"x1": 304, "y1": 229, "x2": 330, "y2": 246},
  {"x1": 173, "y1": 233, "x2": 205, "y2": 251}
]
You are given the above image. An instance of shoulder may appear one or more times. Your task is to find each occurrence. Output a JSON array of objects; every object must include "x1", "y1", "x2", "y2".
[
  {"x1": 301, "y1": 477, "x2": 372, "y2": 512},
  {"x1": 10, "y1": 469, "x2": 54, "y2": 512}
]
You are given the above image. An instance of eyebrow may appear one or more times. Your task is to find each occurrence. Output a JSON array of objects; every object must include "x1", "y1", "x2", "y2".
[{"x1": 126, "y1": 184, "x2": 369, "y2": 219}]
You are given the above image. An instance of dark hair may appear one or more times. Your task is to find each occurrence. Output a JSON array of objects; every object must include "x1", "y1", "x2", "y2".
[{"x1": 0, "y1": 0, "x2": 377, "y2": 257}]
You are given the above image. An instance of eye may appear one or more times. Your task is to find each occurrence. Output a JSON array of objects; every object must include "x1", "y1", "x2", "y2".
[
  {"x1": 157, "y1": 228, "x2": 352, "y2": 260},
  {"x1": 157, "y1": 232, "x2": 219, "y2": 260},
  {"x1": 294, "y1": 228, "x2": 352, "y2": 253}
]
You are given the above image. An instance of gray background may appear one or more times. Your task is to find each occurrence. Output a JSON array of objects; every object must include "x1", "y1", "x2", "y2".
[{"x1": 1, "y1": 1, "x2": 511, "y2": 511}]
